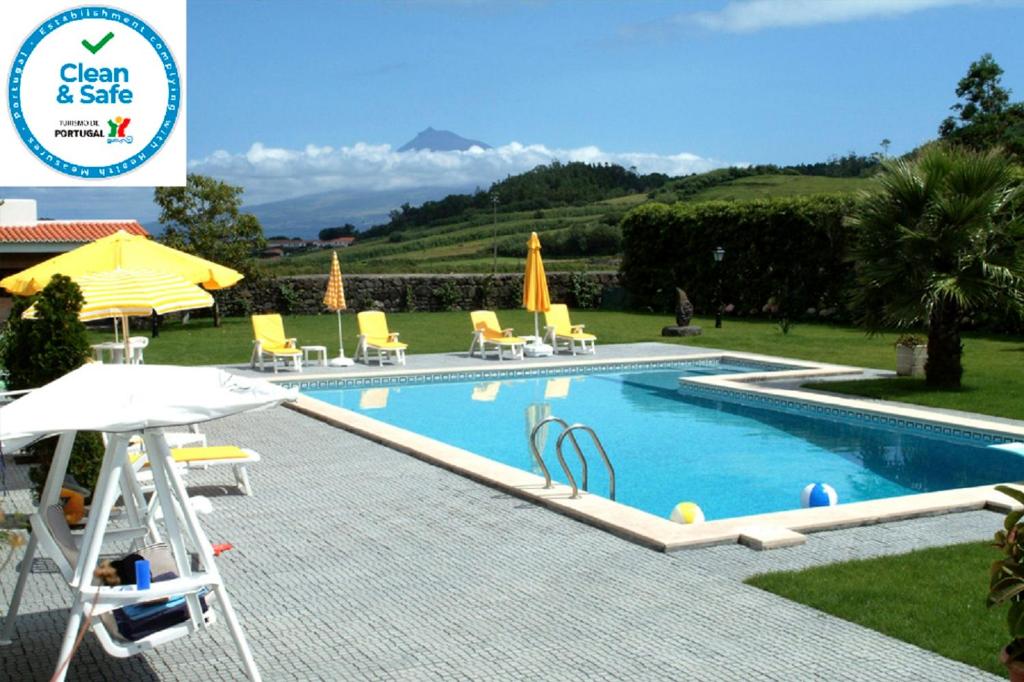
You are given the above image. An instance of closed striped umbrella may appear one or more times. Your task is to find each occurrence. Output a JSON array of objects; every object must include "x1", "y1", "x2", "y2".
[
  {"x1": 323, "y1": 252, "x2": 353, "y2": 365},
  {"x1": 523, "y1": 231, "x2": 551, "y2": 338},
  {"x1": 24, "y1": 269, "x2": 213, "y2": 361},
  {"x1": 323, "y1": 251, "x2": 346, "y2": 311}
]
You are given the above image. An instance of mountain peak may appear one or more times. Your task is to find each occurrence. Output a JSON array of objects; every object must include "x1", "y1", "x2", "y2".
[{"x1": 398, "y1": 127, "x2": 491, "y2": 152}]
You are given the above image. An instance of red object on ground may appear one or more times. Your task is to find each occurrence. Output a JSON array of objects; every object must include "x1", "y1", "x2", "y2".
[{"x1": 212, "y1": 543, "x2": 234, "y2": 556}]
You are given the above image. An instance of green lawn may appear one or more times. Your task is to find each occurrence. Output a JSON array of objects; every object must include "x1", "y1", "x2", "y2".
[
  {"x1": 100, "y1": 311, "x2": 1024, "y2": 420},
  {"x1": 746, "y1": 542, "x2": 1005, "y2": 676}
]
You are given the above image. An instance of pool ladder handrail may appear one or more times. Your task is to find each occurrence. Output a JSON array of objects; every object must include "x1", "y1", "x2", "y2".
[
  {"x1": 529, "y1": 416, "x2": 588, "y2": 491},
  {"x1": 529, "y1": 417, "x2": 616, "y2": 501},
  {"x1": 556, "y1": 424, "x2": 615, "y2": 500}
]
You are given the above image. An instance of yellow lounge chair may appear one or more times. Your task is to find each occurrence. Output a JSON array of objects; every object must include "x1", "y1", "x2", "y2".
[
  {"x1": 250, "y1": 314, "x2": 302, "y2": 373},
  {"x1": 355, "y1": 311, "x2": 407, "y2": 365},
  {"x1": 469, "y1": 310, "x2": 525, "y2": 362},
  {"x1": 544, "y1": 304, "x2": 597, "y2": 355},
  {"x1": 131, "y1": 445, "x2": 262, "y2": 496}
]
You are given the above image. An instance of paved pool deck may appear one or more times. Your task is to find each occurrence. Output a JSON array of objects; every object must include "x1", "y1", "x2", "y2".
[{"x1": 0, "y1": 344, "x2": 1006, "y2": 680}]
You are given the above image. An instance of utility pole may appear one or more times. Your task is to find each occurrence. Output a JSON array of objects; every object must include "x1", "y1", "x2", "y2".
[{"x1": 491, "y1": 192, "x2": 500, "y2": 275}]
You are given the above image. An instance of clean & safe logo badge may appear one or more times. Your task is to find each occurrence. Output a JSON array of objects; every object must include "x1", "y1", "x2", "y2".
[{"x1": 7, "y1": 6, "x2": 180, "y2": 179}]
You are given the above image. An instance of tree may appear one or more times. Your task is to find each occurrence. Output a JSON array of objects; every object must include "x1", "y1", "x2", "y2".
[
  {"x1": 154, "y1": 174, "x2": 265, "y2": 325},
  {"x1": 940, "y1": 53, "x2": 1010, "y2": 135},
  {"x1": 850, "y1": 145, "x2": 1024, "y2": 388},
  {"x1": 940, "y1": 54, "x2": 1024, "y2": 161},
  {"x1": 318, "y1": 224, "x2": 357, "y2": 241}
]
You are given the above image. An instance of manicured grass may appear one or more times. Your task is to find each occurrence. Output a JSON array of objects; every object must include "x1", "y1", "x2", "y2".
[
  {"x1": 746, "y1": 542, "x2": 1005, "y2": 676},
  {"x1": 97, "y1": 311, "x2": 1024, "y2": 421}
]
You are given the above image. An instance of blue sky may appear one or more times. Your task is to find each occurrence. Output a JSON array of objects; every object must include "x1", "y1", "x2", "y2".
[{"x1": 7, "y1": 0, "x2": 1024, "y2": 220}]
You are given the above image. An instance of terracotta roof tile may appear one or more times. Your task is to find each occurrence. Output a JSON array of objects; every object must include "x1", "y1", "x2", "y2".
[{"x1": 0, "y1": 221, "x2": 148, "y2": 243}]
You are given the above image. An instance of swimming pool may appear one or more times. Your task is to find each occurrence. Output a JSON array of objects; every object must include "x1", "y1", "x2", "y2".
[{"x1": 302, "y1": 359, "x2": 1024, "y2": 522}]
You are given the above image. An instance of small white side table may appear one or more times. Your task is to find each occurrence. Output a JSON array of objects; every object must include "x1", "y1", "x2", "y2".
[{"x1": 301, "y1": 345, "x2": 328, "y2": 367}]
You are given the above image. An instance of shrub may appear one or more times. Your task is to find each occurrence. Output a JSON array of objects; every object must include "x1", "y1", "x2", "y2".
[
  {"x1": 275, "y1": 280, "x2": 300, "y2": 314},
  {"x1": 0, "y1": 275, "x2": 104, "y2": 496},
  {"x1": 432, "y1": 280, "x2": 460, "y2": 311},
  {"x1": 569, "y1": 271, "x2": 603, "y2": 309},
  {"x1": 620, "y1": 196, "x2": 856, "y2": 316}
]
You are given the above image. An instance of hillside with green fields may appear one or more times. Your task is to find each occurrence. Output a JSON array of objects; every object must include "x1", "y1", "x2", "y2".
[{"x1": 262, "y1": 163, "x2": 876, "y2": 276}]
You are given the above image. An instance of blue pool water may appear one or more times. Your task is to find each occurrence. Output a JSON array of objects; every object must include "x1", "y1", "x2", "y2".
[{"x1": 304, "y1": 362, "x2": 1024, "y2": 521}]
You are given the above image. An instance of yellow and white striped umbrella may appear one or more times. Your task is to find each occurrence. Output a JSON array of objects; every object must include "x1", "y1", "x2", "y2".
[
  {"x1": 322, "y1": 252, "x2": 353, "y2": 364},
  {"x1": 24, "y1": 269, "x2": 214, "y2": 362},
  {"x1": 323, "y1": 251, "x2": 347, "y2": 311},
  {"x1": 25, "y1": 268, "x2": 214, "y2": 321}
]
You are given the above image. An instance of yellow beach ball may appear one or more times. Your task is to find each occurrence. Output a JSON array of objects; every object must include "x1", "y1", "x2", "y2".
[{"x1": 670, "y1": 501, "x2": 705, "y2": 525}]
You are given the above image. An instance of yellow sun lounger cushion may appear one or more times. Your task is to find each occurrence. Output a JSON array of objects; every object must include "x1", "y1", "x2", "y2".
[{"x1": 170, "y1": 446, "x2": 254, "y2": 463}]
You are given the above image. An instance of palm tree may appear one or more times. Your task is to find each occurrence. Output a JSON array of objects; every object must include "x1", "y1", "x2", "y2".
[{"x1": 851, "y1": 145, "x2": 1024, "y2": 388}]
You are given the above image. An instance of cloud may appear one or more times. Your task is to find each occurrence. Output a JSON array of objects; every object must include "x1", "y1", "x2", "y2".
[
  {"x1": 189, "y1": 141, "x2": 730, "y2": 205},
  {"x1": 655, "y1": 0, "x2": 979, "y2": 35}
]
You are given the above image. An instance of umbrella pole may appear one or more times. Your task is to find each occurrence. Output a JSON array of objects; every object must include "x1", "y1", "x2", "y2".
[
  {"x1": 122, "y1": 314, "x2": 131, "y2": 364},
  {"x1": 337, "y1": 310, "x2": 345, "y2": 358},
  {"x1": 534, "y1": 311, "x2": 540, "y2": 339},
  {"x1": 329, "y1": 310, "x2": 354, "y2": 367}
]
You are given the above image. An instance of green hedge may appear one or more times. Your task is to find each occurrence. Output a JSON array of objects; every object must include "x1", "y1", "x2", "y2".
[{"x1": 620, "y1": 196, "x2": 857, "y2": 318}]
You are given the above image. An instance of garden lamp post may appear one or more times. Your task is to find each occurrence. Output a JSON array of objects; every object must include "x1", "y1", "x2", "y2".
[
  {"x1": 713, "y1": 246, "x2": 725, "y2": 328},
  {"x1": 491, "y1": 192, "x2": 500, "y2": 275}
]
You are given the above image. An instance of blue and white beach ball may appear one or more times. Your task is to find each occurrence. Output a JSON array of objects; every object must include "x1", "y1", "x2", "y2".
[
  {"x1": 670, "y1": 501, "x2": 705, "y2": 524},
  {"x1": 801, "y1": 483, "x2": 838, "y2": 508}
]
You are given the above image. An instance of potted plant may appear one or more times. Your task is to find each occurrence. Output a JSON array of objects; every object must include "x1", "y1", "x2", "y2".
[
  {"x1": 990, "y1": 485, "x2": 1024, "y2": 681},
  {"x1": 894, "y1": 334, "x2": 927, "y2": 377}
]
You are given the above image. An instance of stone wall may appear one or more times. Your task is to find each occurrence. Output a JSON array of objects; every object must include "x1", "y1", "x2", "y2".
[{"x1": 216, "y1": 272, "x2": 621, "y2": 317}]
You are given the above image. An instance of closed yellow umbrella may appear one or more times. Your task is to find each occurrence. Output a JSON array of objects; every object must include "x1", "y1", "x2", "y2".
[
  {"x1": 24, "y1": 269, "x2": 214, "y2": 362},
  {"x1": 322, "y1": 251, "x2": 354, "y2": 366},
  {"x1": 523, "y1": 231, "x2": 551, "y2": 338},
  {"x1": 0, "y1": 230, "x2": 243, "y2": 296}
]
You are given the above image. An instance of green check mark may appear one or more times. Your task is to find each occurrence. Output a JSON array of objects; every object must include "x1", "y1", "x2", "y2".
[{"x1": 82, "y1": 31, "x2": 114, "y2": 54}]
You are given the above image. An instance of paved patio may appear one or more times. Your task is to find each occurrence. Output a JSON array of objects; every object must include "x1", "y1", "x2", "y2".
[{"x1": 0, "y1": 398, "x2": 1000, "y2": 680}]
